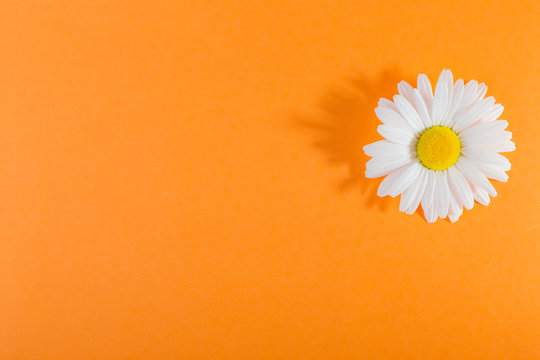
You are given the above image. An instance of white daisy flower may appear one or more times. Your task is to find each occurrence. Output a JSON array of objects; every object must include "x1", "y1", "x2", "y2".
[{"x1": 363, "y1": 69, "x2": 515, "y2": 223}]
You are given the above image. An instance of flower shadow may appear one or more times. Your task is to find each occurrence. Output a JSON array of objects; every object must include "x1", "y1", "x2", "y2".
[{"x1": 296, "y1": 67, "x2": 416, "y2": 211}]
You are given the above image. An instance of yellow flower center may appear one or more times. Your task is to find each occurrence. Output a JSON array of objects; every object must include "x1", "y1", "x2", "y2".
[{"x1": 416, "y1": 126, "x2": 461, "y2": 170}]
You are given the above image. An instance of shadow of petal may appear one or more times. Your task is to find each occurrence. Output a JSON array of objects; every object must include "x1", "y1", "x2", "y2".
[{"x1": 296, "y1": 67, "x2": 415, "y2": 211}]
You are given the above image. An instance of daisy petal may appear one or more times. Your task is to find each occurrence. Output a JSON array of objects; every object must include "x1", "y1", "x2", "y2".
[
  {"x1": 459, "y1": 120, "x2": 509, "y2": 140},
  {"x1": 464, "y1": 137, "x2": 515, "y2": 153},
  {"x1": 448, "y1": 188, "x2": 461, "y2": 223},
  {"x1": 448, "y1": 208, "x2": 462, "y2": 223},
  {"x1": 421, "y1": 171, "x2": 437, "y2": 222},
  {"x1": 417, "y1": 74, "x2": 433, "y2": 112},
  {"x1": 399, "y1": 166, "x2": 428, "y2": 214},
  {"x1": 458, "y1": 80, "x2": 479, "y2": 112},
  {"x1": 377, "y1": 125, "x2": 416, "y2": 145},
  {"x1": 480, "y1": 103, "x2": 503, "y2": 122},
  {"x1": 424, "y1": 202, "x2": 438, "y2": 223},
  {"x1": 397, "y1": 81, "x2": 416, "y2": 105},
  {"x1": 453, "y1": 96, "x2": 495, "y2": 132},
  {"x1": 413, "y1": 89, "x2": 433, "y2": 128},
  {"x1": 490, "y1": 141, "x2": 515, "y2": 153},
  {"x1": 375, "y1": 106, "x2": 414, "y2": 131},
  {"x1": 378, "y1": 98, "x2": 398, "y2": 112},
  {"x1": 461, "y1": 131, "x2": 515, "y2": 152},
  {"x1": 435, "y1": 171, "x2": 450, "y2": 219},
  {"x1": 363, "y1": 140, "x2": 413, "y2": 158},
  {"x1": 432, "y1": 83, "x2": 449, "y2": 125},
  {"x1": 462, "y1": 147, "x2": 511, "y2": 170},
  {"x1": 473, "y1": 162, "x2": 509, "y2": 182},
  {"x1": 409, "y1": 170, "x2": 429, "y2": 214},
  {"x1": 455, "y1": 158, "x2": 497, "y2": 197},
  {"x1": 393, "y1": 95, "x2": 424, "y2": 132},
  {"x1": 471, "y1": 184, "x2": 490, "y2": 206},
  {"x1": 460, "y1": 129, "x2": 512, "y2": 147},
  {"x1": 377, "y1": 162, "x2": 422, "y2": 198},
  {"x1": 432, "y1": 70, "x2": 453, "y2": 125},
  {"x1": 366, "y1": 157, "x2": 413, "y2": 179},
  {"x1": 447, "y1": 166, "x2": 474, "y2": 210},
  {"x1": 475, "y1": 83, "x2": 488, "y2": 102},
  {"x1": 444, "y1": 79, "x2": 464, "y2": 126}
]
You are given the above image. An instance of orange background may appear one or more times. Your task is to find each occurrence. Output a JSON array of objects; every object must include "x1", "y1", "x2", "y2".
[{"x1": 1, "y1": 1, "x2": 540, "y2": 359}]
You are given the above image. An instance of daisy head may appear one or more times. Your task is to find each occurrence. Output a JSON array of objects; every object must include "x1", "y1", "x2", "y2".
[{"x1": 364, "y1": 69, "x2": 515, "y2": 223}]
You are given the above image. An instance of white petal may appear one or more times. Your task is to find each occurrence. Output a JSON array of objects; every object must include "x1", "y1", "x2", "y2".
[
  {"x1": 378, "y1": 98, "x2": 398, "y2": 112},
  {"x1": 488, "y1": 140, "x2": 515, "y2": 153},
  {"x1": 461, "y1": 147, "x2": 511, "y2": 170},
  {"x1": 432, "y1": 70, "x2": 453, "y2": 125},
  {"x1": 375, "y1": 106, "x2": 415, "y2": 132},
  {"x1": 413, "y1": 89, "x2": 433, "y2": 128},
  {"x1": 459, "y1": 120, "x2": 509, "y2": 140},
  {"x1": 446, "y1": 69, "x2": 454, "y2": 87},
  {"x1": 474, "y1": 162, "x2": 509, "y2": 182},
  {"x1": 475, "y1": 83, "x2": 488, "y2": 102},
  {"x1": 449, "y1": 80, "x2": 479, "y2": 125},
  {"x1": 471, "y1": 184, "x2": 490, "y2": 206},
  {"x1": 458, "y1": 80, "x2": 479, "y2": 112},
  {"x1": 432, "y1": 82, "x2": 449, "y2": 125},
  {"x1": 410, "y1": 168, "x2": 429, "y2": 214},
  {"x1": 417, "y1": 74, "x2": 433, "y2": 113},
  {"x1": 480, "y1": 103, "x2": 503, "y2": 122},
  {"x1": 366, "y1": 157, "x2": 412, "y2": 178},
  {"x1": 377, "y1": 162, "x2": 422, "y2": 198},
  {"x1": 425, "y1": 202, "x2": 438, "y2": 223},
  {"x1": 455, "y1": 158, "x2": 497, "y2": 197},
  {"x1": 448, "y1": 208, "x2": 462, "y2": 223},
  {"x1": 444, "y1": 79, "x2": 464, "y2": 126},
  {"x1": 447, "y1": 166, "x2": 474, "y2": 210},
  {"x1": 399, "y1": 165, "x2": 428, "y2": 214},
  {"x1": 453, "y1": 96, "x2": 496, "y2": 132},
  {"x1": 448, "y1": 188, "x2": 462, "y2": 223},
  {"x1": 460, "y1": 124, "x2": 513, "y2": 152},
  {"x1": 434, "y1": 171, "x2": 450, "y2": 219},
  {"x1": 377, "y1": 125, "x2": 416, "y2": 145},
  {"x1": 393, "y1": 95, "x2": 424, "y2": 132},
  {"x1": 460, "y1": 129, "x2": 512, "y2": 146},
  {"x1": 463, "y1": 137, "x2": 515, "y2": 153},
  {"x1": 421, "y1": 171, "x2": 437, "y2": 222},
  {"x1": 397, "y1": 81, "x2": 416, "y2": 105},
  {"x1": 363, "y1": 140, "x2": 412, "y2": 158}
]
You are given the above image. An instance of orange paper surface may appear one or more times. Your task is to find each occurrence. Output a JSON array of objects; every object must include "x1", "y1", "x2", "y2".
[{"x1": 1, "y1": 1, "x2": 539, "y2": 359}]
